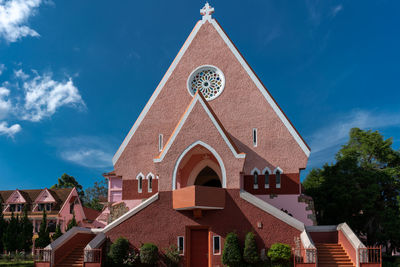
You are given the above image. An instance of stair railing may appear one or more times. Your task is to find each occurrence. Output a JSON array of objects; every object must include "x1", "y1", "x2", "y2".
[
  {"x1": 358, "y1": 246, "x2": 382, "y2": 266},
  {"x1": 293, "y1": 248, "x2": 317, "y2": 266},
  {"x1": 34, "y1": 248, "x2": 52, "y2": 263},
  {"x1": 84, "y1": 248, "x2": 102, "y2": 264}
]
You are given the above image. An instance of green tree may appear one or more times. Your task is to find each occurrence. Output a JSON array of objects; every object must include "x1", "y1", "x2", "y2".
[
  {"x1": 18, "y1": 205, "x2": 33, "y2": 252},
  {"x1": 66, "y1": 213, "x2": 77, "y2": 232},
  {"x1": 243, "y1": 232, "x2": 259, "y2": 264},
  {"x1": 140, "y1": 243, "x2": 159, "y2": 265},
  {"x1": 108, "y1": 237, "x2": 130, "y2": 265},
  {"x1": 51, "y1": 173, "x2": 84, "y2": 200},
  {"x1": 267, "y1": 243, "x2": 291, "y2": 267},
  {"x1": 52, "y1": 224, "x2": 63, "y2": 241},
  {"x1": 35, "y1": 210, "x2": 51, "y2": 248},
  {"x1": 222, "y1": 232, "x2": 242, "y2": 267},
  {"x1": 3, "y1": 212, "x2": 19, "y2": 252},
  {"x1": 303, "y1": 128, "x2": 400, "y2": 254},
  {"x1": 83, "y1": 178, "x2": 108, "y2": 211}
]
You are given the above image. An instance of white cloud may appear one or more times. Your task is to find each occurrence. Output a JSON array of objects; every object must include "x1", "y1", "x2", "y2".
[
  {"x1": 19, "y1": 71, "x2": 85, "y2": 122},
  {"x1": 0, "y1": 63, "x2": 5, "y2": 75},
  {"x1": 0, "y1": 121, "x2": 21, "y2": 136},
  {"x1": 0, "y1": 0, "x2": 42, "y2": 42},
  {"x1": 50, "y1": 136, "x2": 114, "y2": 169},
  {"x1": 61, "y1": 149, "x2": 113, "y2": 169},
  {"x1": 0, "y1": 86, "x2": 11, "y2": 119},
  {"x1": 306, "y1": 110, "x2": 400, "y2": 168},
  {"x1": 331, "y1": 5, "x2": 343, "y2": 17}
]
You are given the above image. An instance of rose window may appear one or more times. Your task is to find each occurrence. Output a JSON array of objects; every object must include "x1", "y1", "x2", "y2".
[{"x1": 187, "y1": 66, "x2": 225, "y2": 101}]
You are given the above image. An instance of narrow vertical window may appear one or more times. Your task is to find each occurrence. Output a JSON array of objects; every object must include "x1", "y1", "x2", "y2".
[
  {"x1": 254, "y1": 172, "x2": 258, "y2": 189},
  {"x1": 213, "y1": 236, "x2": 221, "y2": 255},
  {"x1": 253, "y1": 128, "x2": 257, "y2": 147},
  {"x1": 158, "y1": 134, "x2": 163, "y2": 152},
  {"x1": 252, "y1": 168, "x2": 260, "y2": 189},
  {"x1": 265, "y1": 172, "x2": 270, "y2": 189},
  {"x1": 275, "y1": 169, "x2": 281, "y2": 188},
  {"x1": 70, "y1": 203, "x2": 74, "y2": 214},
  {"x1": 138, "y1": 177, "x2": 143, "y2": 193},
  {"x1": 177, "y1": 236, "x2": 184, "y2": 255},
  {"x1": 148, "y1": 176, "x2": 153, "y2": 192}
]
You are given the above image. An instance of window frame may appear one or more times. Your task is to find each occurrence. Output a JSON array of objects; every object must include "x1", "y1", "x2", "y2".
[
  {"x1": 274, "y1": 167, "x2": 283, "y2": 189},
  {"x1": 252, "y1": 128, "x2": 257, "y2": 147},
  {"x1": 213, "y1": 235, "x2": 221, "y2": 255},
  {"x1": 177, "y1": 236, "x2": 184, "y2": 255},
  {"x1": 158, "y1": 134, "x2": 163, "y2": 152},
  {"x1": 137, "y1": 173, "x2": 144, "y2": 193},
  {"x1": 147, "y1": 173, "x2": 154, "y2": 193},
  {"x1": 262, "y1": 167, "x2": 271, "y2": 189},
  {"x1": 251, "y1": 168, "x2": 260, "y2": 189}
]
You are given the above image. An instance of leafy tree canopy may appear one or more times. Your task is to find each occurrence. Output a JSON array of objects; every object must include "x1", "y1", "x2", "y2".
[
  {"x1": 51, "y1": 173, "x2": 84, "y2": 200},
  {"x1": 303, "y1": 128, "x2": 400, "y2": 255},
  {"x1": 83, "y1": 178, "x2": 108, "y2": 211}
]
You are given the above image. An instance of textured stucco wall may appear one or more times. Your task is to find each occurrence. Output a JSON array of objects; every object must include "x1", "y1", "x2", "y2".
[
  {"x1": 338, "y1": 230, "x2": 357, "y2": 266},
  {"x1": 113, "y1": 20, "x2": 308, "y2": 187},
  {"x1": 154, "y1": 102, "x2": 246, "y2": 190},
  {"x1": 106, "y1": 190, "x2": 301, "y2": 266}
]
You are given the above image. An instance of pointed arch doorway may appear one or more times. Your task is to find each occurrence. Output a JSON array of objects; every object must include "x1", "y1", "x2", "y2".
[{"x1": 173, "y1": 141, "x2": 226, "y2": 190}]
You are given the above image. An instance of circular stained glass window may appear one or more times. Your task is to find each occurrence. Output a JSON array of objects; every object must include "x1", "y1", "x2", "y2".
[{"x1": 187, "y1": 65, "x2": 225, "y2": 101}]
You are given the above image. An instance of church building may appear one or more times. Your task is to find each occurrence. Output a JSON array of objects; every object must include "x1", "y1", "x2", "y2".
[{"x1": 36, "y1": 4, "x2": 380, "y2": 267}]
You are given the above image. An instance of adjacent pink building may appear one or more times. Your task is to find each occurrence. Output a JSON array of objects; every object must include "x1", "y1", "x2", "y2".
[{"x1": 0, "y1": 187, "x2": 101, "y2": 233}]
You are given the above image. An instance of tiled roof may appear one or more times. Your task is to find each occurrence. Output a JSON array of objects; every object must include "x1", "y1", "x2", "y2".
[
  {"x1": 82, "y1": 207, "x2": 101, "y2": 221},
  {"x1": 0, "y1": 188, "x2": 73, "y2": 212}
]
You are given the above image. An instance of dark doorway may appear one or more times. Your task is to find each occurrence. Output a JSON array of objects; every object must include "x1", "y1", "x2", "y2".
[{"x1": 194, "y1": 166, "x2": 222, "y2": 187}]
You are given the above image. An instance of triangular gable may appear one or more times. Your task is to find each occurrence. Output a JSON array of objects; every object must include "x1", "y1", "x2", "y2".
[
  {"x1": 154, "y1": 92, "x2": 245, "y2": 163},
  {"x1": 34, "y1": 188, "x2": 56, "y2": 203},
  {"x1": 59, "y1": 187, "x2": 86, "y2": 220},
  {"x1": 6, "y1": 190, "x2": 27, "y2": 204},
  {"x1": 112, "y1": 8, "x2": 310, "y2": 165}
]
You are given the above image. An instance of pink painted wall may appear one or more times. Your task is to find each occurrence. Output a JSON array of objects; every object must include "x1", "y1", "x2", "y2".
[
  {"x1": 154, "y1": 101, "x2": 246, "y2": 190},
  {"x1": 338, "y1": 230, "x2": 357, "y2": 266},
  {"x1": 113, "y1": 20, "x2": 308, "y2": 188},
  {"x1": 6, "y1": 190, "x2": 26, "y2": 203},
  {"x1": 58, "y1": 188, "x2": 86, "y2": 231},
  {"x1": 256, "y1": 194, "x2": 314, "y2": 226}
]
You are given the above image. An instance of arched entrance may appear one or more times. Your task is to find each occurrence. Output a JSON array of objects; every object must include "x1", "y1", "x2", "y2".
[
  {"x1": 173, "y1": 141, "x2": 226, "y2": 189},
  {"x1": 194, "y1": 166, "x2": 222, "y2": 187}
]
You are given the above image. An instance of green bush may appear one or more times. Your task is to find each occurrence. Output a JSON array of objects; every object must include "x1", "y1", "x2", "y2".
[
  {"x1": 108, "y1": 237, "x2": 130, "y2": 265},
  {"x1": 140, "y1": 243, "x2": 159, "y2": 265},
  {"x1": 222, "y1": 232, "x2": 242, "y2": 267},
  {"x1": 243, "y1": 232, "x2": 259, "y2": 264},
  {"x1": 164, "y1": 245, "x2": 181, "y2": 267},
  {"x1": 267, "y1": 243, "x2": 291, "y2": 267}
]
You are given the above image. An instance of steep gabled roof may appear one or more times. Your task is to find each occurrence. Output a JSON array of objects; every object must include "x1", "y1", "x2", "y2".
[
  {"x1": 112, "y1": 9, "x2": 310, "y2": 165},
  {"x1": 154, "y1": 92, "x2": 245, "y2": 163}
]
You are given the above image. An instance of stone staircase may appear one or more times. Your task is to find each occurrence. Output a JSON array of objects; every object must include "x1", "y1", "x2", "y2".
[
  {"x1": 54, "y1": 234, "x2": 94, "y2": 267},
  {"x1": 316, "y1": 243, "x2": 354, "y2": 267}
]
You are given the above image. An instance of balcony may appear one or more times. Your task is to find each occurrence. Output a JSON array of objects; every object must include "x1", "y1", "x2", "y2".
[{"x1": 172, "y1": 185, "x2": 225, "y2": 211}]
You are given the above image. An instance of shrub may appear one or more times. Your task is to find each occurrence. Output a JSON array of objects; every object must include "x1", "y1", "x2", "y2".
[
  {"x1": 140, "y1": 243, "x2": 159, "y2": 265},
  {"x1": 222, "y1": 232, "x2": 242, "y2": 266},
  {"x1": 267, "y1": 243, "x2": 291, "y2": 267},
  {"x1": 243, "y1": 232, "x2": 259, "y2": 264},
  {"x1": 108, "y1": 237, "x2": 130, "y2": 265},
  {"x1": 52, "y1": 224, "x2": 63, "y2": 241},
  {"x1": 164, "y1": 245, "x2": 181, "y2": 267}
]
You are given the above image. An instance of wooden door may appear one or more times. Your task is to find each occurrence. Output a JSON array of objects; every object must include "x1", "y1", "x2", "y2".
[{"x1": 190, "y1": 229, "x2": 209, "y2": 267}]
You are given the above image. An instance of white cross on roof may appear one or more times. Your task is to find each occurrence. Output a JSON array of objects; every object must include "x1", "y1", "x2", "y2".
[{"x1": 200, "y1": 2, "x2": 214, "y2": 21}]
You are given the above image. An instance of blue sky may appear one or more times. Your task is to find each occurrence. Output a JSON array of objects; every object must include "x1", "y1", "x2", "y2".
[{"x1": 0, "y1": 0, "x2": 399, "y2": 190}]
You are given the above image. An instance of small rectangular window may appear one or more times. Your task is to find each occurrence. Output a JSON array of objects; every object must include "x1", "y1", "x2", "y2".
[
  {"x1": 46, "y1": 203, "x2": 51, "y2": 211},
  {"x1": 159, "y1": 134, "x2": 163, "y2": 152},
  {"x1": 253, "y1": 128, "x2": 257, "y2": 147},
  {"x1": 213, "y1": 236, "x2": 221, "y2": 255},
  {"x1": 177, "y1": 236, "x2": 184, "y2": 255}
]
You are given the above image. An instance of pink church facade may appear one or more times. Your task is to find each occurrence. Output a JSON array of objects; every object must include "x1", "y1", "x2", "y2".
[{"x1": 36, "y1": 4, "x2": 381, "y2": 267}]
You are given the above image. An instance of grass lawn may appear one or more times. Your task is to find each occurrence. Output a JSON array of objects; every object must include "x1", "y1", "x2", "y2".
[{"x1": 0, "y1": 261, "x2": 34, "y2": 266}]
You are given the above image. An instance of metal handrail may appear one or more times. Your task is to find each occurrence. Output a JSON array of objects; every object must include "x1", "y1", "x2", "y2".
[
  {"x1": 359, "y1": 246, "x2": 382, "y2": 265},
  {"x1": 293, "y1": 248, "x2": 317, "y2": 266},
  {"x1": 34, "y1": 249, "x2": 52, "y2": 262}
]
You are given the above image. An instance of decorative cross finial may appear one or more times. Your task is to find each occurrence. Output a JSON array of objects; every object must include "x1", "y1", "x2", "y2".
[{"x1": 200, "y1": 2, "x2": 214, "y2": 21}]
